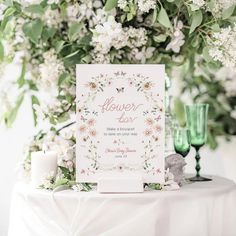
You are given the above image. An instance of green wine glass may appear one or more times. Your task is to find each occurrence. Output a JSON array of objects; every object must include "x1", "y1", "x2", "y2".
[
  {"x1": 185, "y1": 104, "x2": 212, "y2": 182},
  {"x1": 174, "y1": 127, "x2": 191, "y2": 157}
]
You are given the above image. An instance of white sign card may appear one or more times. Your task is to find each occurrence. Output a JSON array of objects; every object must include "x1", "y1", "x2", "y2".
[{"x1": 76, "y1": 65, "x2": 165, "y2": 183}]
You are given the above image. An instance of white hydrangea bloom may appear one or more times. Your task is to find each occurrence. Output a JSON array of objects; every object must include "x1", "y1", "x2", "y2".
[
  {"x1": 192, "y1": 0, "x2": 205, "y2": 7},
  {"x1": 39, "y1": 49, "x2": 65, "y2": 88},
  {"x1": 66, "y1": 0, "x2": 104, "y2": 27},
  {"x1": 129, "y1": 47, "x2": 155, "y2": 63},
  {"x1": 118, "y1": 0, "x2": 128, "y2": 9},
  {"x1": 43, "y1": 8, "x2": 62, "y2": 28},
  {"x1": 0, "y1": 3, "x2": 7, "y2": 21},
  {"x1": 91, "y1": 18, "x2": 148, "y2": 62},
  {"x1": 15, "y1": 0, "x2": 42, "y2": 7},
  {"x1": 212, "y1": 0, "x2": 236, "y2": 17},
  {"x1": 137, "y1": 0, "x2": 156, "y2": 13},
  {"x1": 215, "y1": 67, "x2": 236, "y2": 96},
  {"x1": 230, "y1": 110, "x2": 236, "y2": 120},
  {"x1": 208, "y1": 24, "x2": 236, "y2": 69},
  {"x1": 48, "y1": 0, "x2": 60, "y2": 4},
  {"x1": 125, "y1": 26, "x2": 147, "y2": 48},
  {"x1": 166, "y1": 18, "x2": 185, "y2": 53},
  {"x1": 91, "y1": 16, "x2": 125, "y2": 54}
]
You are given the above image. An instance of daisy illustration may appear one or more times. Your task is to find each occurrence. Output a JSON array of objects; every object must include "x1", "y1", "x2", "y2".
[
  {"x1": 89, "y1": 129, "x2": 97, "y2": 137},
  {"x1": 145, "y1": 118, "x2": 154, "y2": 126},
  {"x1": 144, "y1": 129, "x2": 152, "y2": 136}
]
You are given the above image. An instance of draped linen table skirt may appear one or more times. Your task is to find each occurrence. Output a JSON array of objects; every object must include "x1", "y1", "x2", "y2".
[{"x1": 8, "y1": 176, "x2": 236, "y2": 236}]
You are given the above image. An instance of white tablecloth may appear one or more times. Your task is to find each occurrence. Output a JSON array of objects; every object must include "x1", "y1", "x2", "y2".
[{"x1": 8, "y1": 176, "x2": 236, "y2": 236}]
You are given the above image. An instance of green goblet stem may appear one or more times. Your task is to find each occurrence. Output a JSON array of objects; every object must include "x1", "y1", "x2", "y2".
[{"x1": 194, "y1": 146, "x2": 201, "y2": 178}]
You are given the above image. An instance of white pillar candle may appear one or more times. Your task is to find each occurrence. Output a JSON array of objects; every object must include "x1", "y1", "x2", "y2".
[{"x1": 31, "y1": 151, "x2": 58, "y2": 187}]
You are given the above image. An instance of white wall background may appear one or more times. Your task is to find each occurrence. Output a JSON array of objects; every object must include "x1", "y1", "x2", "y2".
[{"x1": 0, "y1": 73, "x2": 236, "y2": 236}]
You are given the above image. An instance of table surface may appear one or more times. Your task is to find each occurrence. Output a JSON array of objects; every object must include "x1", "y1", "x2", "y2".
[
  {"x1": 8, "y1": 176, "x2": 236, "y2": 236},
  {"x1": 14, "y1": 175, "x2": 236, "y2": 198}
]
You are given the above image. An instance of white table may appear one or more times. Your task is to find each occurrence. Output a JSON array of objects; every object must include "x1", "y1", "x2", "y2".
[{"x1": 8, "y1": 176, "x2": 236, "y2": 236}]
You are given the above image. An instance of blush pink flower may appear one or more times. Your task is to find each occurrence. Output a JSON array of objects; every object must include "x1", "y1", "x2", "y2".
[
  {"x1": 79, "y1": 125, "x2": 87, "y2": 133},
  {"x1": 87, "y1": 118, "x2": 96, "y2": 126},
  {"x1": 155, "y1": 125, "x2": 162, "y2": 132},
  {"x1": 145, "y1": 118, "x2": 154, "y2": 126}
]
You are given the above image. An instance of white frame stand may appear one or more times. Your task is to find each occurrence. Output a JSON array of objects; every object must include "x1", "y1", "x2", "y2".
[{"x1": 97, "y1": 175, "x2": 144, "y2": 193}]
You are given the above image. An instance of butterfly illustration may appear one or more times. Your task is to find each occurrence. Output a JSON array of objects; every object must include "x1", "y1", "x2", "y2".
[
  {"x1": 155, "y1": 115, "x2": 161, "y2": 122},
  {"x1": 81, "y1": 115, "x2": 87, "y2": 122},
  {"x1": 116, "y1": 87, "x2": 124, "y2": 93}
]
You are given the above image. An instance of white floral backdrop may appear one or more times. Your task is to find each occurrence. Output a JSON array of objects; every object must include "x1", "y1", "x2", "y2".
[{"x1": 1, "y1": 0, "x2": 236, "y2": 234}]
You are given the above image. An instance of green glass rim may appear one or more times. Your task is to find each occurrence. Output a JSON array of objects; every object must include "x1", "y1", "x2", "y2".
[{"x1": 184, "y1": 103, "x2": 209, "y2": 108}]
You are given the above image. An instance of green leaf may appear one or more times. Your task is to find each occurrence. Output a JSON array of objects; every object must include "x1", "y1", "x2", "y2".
[
  {"x1": 202, "y1": 46, "x2": 212, "y2": 62},
  {"x1": 190, "y1": 4, "x2": 200, "y2": 11},
  {"x1": 153, "y1": 34, "x2": 167, "y2": 43},
  {"x1": 0, "y1": 7, "x2": 15, "y2": 31},
  {"x1": 173, "y1": 98, "x2": 186, "y2": 126},
  {"x1": 104, "y1": 0, "x2": 117, "y2": 11},
  {"x1": 68, "y1": 22, "x2": 83, "y2": 42},
  {"x1": 42, "y1": 27, "x2": 56, "y2": 41},
  {"x1": 127, "y1": 12, "x2": 134, "y2": 21},
  {"x1": 189, "y1": 10, "x2": 203, "y2": 34},
  {"x1": 31, "y1": 95, "x2": 40, "y2": 126},
  {"x1": 22, "y1": 19, "x2": 43, "y2": 44},
  {"x1": 17, "y1": 60, "x2": 26, "y2": 88},
  {"x1": 3, "y1": 7, "x2": 15, "y2": 18},
  {"x1": 54, "y1": 178, "x2": 69, "y2": 188},
  {"x1": 4, "y1": 93, "x2": 24, "y2": 128},
  {"x1": 157, "y1": 7, "x2": 172, "y2": 29},
  {"x1": 55, "y1": 40, "x2": 65, "y2": 53},
  {"x1": 211, "y1": 23, "x2": 220, "y2": 32},
  {"x1": 152, "y1": 8, "x2": 157, "y2": 24},
  {"x1": 222, "y1": 5, "x2": 235, "y2": 20},
  {"x1": 0, "y1": 41, "x2": 4, "y2": 61},
  {"x1": 207, "y1": 0, "x2": 215, "y2": 11},
  {"x1": 58, "y1": 73, "x2": 69, "y2": 86},
  {"x1": 25, "y1": 4, "x2": 45, "y2": 15}
]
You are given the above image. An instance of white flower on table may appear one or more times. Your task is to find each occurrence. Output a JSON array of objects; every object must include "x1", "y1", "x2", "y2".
[
  {"x1": 166, "y1": 18, "x2": 185, "y2": 53},
  {"x1": 41, "y1": 171, "x2": 56, "y2": 189},
  {"x1": 161, "y1": 169, "x2": 180, "y2": 191}
]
